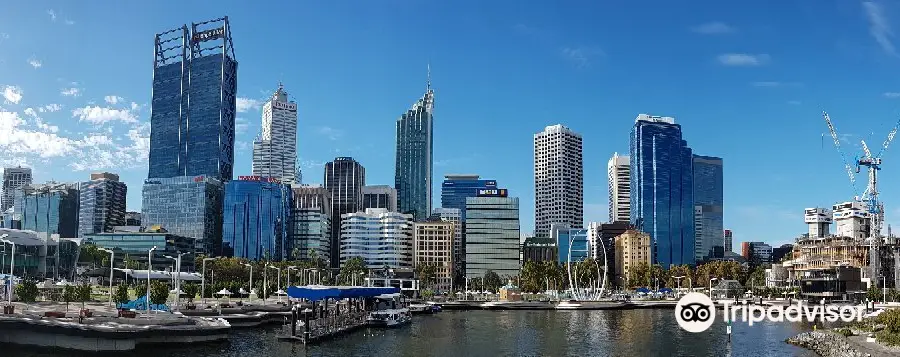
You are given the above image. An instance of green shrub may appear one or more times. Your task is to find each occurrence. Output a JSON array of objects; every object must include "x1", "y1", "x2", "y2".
[
  {"x1": 876, "y1": 331, "x2": 900, "y2": 346},
  {"x1": 835, "y1": 328, "x2": 853, "y2": 337},
  {"x1": 14, "y1": 280, "x2": 39, "y2": 302},
  {"x1": 113, "y1": 284, "x2": 130, "y2": 305},
  {"x1": 876, "y1": 309, "x2": 900, "y2": 333}
]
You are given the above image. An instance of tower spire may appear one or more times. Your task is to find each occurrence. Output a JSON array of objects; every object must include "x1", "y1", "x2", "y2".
[{"x1": 426, "y1": 62, "x2": 431, "y2": 91}]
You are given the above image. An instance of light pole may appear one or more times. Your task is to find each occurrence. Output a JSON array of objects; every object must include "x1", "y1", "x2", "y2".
[
  {"x1": 267, "y1": 265, "x2": 282, "y2": 303},
  {"x1": 98, "y1": 247, "x2": 114, "y2": 307},
  {"x1": 674, "y1": 276, "x2": 684, "y2": 294},
  {"x1": 201, "y1": 257, "x2": 216, "y2": 305},
  {"x1": 287, "y1": 266, "x2": 297, "y2": 288},
  {"x1": 147, "y1": 246, "x2": 157, "y2": 315},
  {"x1": 883, "y1": 276, "x2": 887, "y2": 303},
  {"x1": 164, "y1": 253, "x2": 186, "y2": 310},
  {"x1": 709, "y1": 277, "x2": 718, "y2": 298},
  {"x1": 242, "y1": 263, "x2": 254, "y2": 302},
  {"x1": 0, "y1": 234, "x2": 13, "y2": 308}
]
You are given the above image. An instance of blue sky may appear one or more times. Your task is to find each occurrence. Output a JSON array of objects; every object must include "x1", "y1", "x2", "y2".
[{"x1": 3, "y1": 1, "x2": 900, "y2": 248}]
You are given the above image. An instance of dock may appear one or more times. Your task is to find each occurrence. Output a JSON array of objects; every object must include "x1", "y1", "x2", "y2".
[{"x1": 278, "y1": 310, "x2": 369, "y2": 344}]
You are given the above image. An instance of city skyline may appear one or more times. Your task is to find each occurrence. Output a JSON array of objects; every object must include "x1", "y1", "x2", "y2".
[{"x1": 6, "y1": 2, "x2": 900, "y2": 248}]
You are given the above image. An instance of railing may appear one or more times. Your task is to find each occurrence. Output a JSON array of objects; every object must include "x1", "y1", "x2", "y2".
[{"x1": 306, "y1": 311, "x2": 368, "y2": 339}]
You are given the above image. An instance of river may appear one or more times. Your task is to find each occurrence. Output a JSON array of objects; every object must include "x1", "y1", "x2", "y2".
[{"x1": 10, "y1": 309, "x2": 817, "y2": 356}]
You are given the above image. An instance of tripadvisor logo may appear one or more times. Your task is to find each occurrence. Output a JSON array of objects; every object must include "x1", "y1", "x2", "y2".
[{"x1": 674, "y1": 292, "x2": 865, "y2": 333}]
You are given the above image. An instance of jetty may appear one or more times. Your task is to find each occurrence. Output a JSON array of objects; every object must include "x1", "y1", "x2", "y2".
[{"x1": 276, "y1": 285, "x2": 401, "y2": 344}]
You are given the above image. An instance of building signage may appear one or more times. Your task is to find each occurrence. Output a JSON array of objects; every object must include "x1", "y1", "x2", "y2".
[
  {"x1": 192, "y1": 27, "x2": 225, "y2": 43},
  {"x1": 272, "y1": 101, "x2": 297, "y2": 111},
  {"x1": 193, "y1": 176, "x2": 205, "y2": 182},
  {"x1": 238, "y1": 175, "x2": 280, "y2": 183},
  {"x1": 477, "y1": 188, "x2": 508, "y2": 197}
]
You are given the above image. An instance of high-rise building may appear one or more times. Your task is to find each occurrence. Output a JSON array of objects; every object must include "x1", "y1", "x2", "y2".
[
  {"x1": 805, "y1": 208, "x2": 832, "y2": 238},
  {"x1": 741, "y1": 241, "x2": 773, "y2": 266},
  {"x1": 414, "y1": 220, "x2": 455, "y2": 292},
  {"x1": 465, "y1": 191, "x2": 520, "y2": 278},
  {"x1": 552, "y1": 224, "x2": 589, "y2": 264},
  {"x1": 324, "y1": 157, "x2": 365, "y2": 268},
  {"x1": 692, "y1": 155, "x2": 724, "y2": 261},
  {"x1": 534, "y1": 124, "x2": 583, "y2": 238},
  {"x1": 395, "y1": 70, "x2": 434, "y2": 221},
  {"x1": 630, "y1": 114, "x2": 695, "y2": 267},
  {"x1": 440, "y1": 175, "x2": 497, "y2": 221},
  {"x1": 78, "y1": 172, "x2": 127, "y2": 237},
  {"x1": 291, "y1": 185, "x2": 332, "y2": 262},
  {"x1": 340, "y1": 208, "x2": 413, "y2": 269},
  {"x1": 615, "y1": 230, "x2": 652, "y2": 287},
  {"x1": 432, "y1": 207, "x2": 462, "y2": 280},
  {"x1": 2, "y1": 166, "x2": 32, "y2": 212},
  {"x1": 724, "y1": 229, "x2": 733, "y2": 254},
  {"x1": 141, "y1": 175, "x2": 224, "y2": 254},
  {"x1": 16, "y1": 182, "x2": 80, "y2": 238},
  {"x1": 222, "y1": 178, "x2": 292, "y2": 261},
  {"x1": 149, "y1": 17, "x2": 237, "y2": 182},
  {"x1": 362, "y1": 185, "x2": 397, "y2": 212},
  {"x1": 607, "y1": 153, "x2": 630, "y2": 223},
  {"x1": 252, "y1": 84, "x2": 299, "y2": 183},
  {"x1": 588, "y1": 221, "x2": 630, "y2": 279}
]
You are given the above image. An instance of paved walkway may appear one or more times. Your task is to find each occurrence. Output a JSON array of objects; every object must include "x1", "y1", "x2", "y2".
[{"x1": 845, "y1": 335, "x2": 900, "y2": 357}]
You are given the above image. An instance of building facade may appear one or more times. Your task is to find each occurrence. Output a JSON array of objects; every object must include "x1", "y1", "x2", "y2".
[
  {"x1": 833, "y1": 201, "x2": 870, "y2": 239},
  {"x1": 805, "y1": 208, "x2": 833, "y2": 238},
  {"x1": 440, "y1": 175, "x2": 497, "y2": 221},
  {"x1": 522, "y1": 236, "x2": 557, "y2": 263},
  {"x1": 78, "y1": 172, "x2": 127, "y2": 237},
  {"x1": 362, "y1": 185, "x2": 397, "y2": 212},
  {"x1": 607, "y1": 153, "x2": 630, "y2": 223},
  {"x1": 16, "y1": 182, "x2": 80, "y2": 238},
  {"x1": 395, "y1": 75, "x2": 434, "y2": 221},
  {"x1": 588, "y1": 221, "x2": 630, "y2": 279},
  {"x1": 291, "y1": 185, "x2": 332, "y2": 262},
  {"x1": 141, "y1": 175, "x2": 223, "y2": 255},
  {"x1": 2, "y1": 166, "x2": 32, "y2": 212},
  {"x1": 534, "y1": 124, "x2": 583, "y2": 238},
  {"x1": 252, "y1": 84, "x2": 298, "y2": 183},
  {"x1": 431, "y1": 207, "x2": 463, "y2": 280},
  {"x1": 340, "y1": 208, "x2": 413, "y2": 269},
  {"x1": 614, "y1": 230, "x2": 652, "y2": 287},
  {"x1": 724, "y1": 229, "x2": 733, "y2": 254},
  {"x1": 630, "y1": 114, "x2": 695, "y2": 267},
  {"x1": 222, "y1": 178, "x2": 291, "y2": 261},
  {"x1": 552, "y1": 224, "x2": 589, "y2": 264},
  {"x1": 84, "y1": 232, "x2": 196, "y2": 271},
  {"x1": 324, "y1": 157, "x2": 365, "y2": 268},
  {"x1": 692, "y1": 155, "x2": 724, "y2": 262},
  {"x1": 125, "y1": 211, "x2": 141, "y2": 226},
  {"x1": 465, "y1": 194, "x2": 520, "y2": 278},
  {"x1": 741, "y1": 241, "x2": 773, "y2": 265},
  {"x1": 414, "y1": 220, "x2": 455, "y2": 292},
  {"x1": 149, "y1": 17, "x2": 237, "y2": 182}
]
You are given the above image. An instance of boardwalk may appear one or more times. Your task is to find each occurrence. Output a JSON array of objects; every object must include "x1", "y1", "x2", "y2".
[{"x1": 279, "y1": 310, "x2": 369, "y2": 344}]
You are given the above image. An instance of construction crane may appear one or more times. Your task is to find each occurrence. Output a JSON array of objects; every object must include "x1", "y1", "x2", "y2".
[{"x1": 821, "y1": 111, "x2": 900, "y2": 288}]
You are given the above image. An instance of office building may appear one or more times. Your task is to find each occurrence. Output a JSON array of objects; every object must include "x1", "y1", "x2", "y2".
[
  {"x1": 125, "y1": 211, "x2": 141, "y2": 226},
  {"x1": 141, "y1": 175, "x2": 223, "y2": 254},
  {"x1": 362, "y1": 185, "x2": 397, "y2": 212},
  {"x1": 395, "y1": 71, "x2": 435, "y2": 221},
  {"x1": 692, "y1": 155, "x2": 724, "y2": 261},
  {"x1": 522, "y1": 236, "x2": 557, "y2": 263},
  {"x1": 2, "y1": 166, "x2": 32, "y2": 212},
  {"x1": 291, "y1": 185, "x2": 332, "y2": 262},
  {"x1": 552, "y1": 224, "x2": 589, "y2": 264},
  {"x1": 440, "y1": 175, "x2": 497, "y2": 221},
  {"x1": 741, "y1": 241, "x2": 774, "y2": 265},
  {"x1": 833, "y1": 201, "x2": 870, "y2": 239},
  {"x1": 84, "y1": 232, "x2": 196, "y2": 271},
  {"x1": 0, "y1": 228, "x2": 71, "y2": 279},
  {"x1": 630, "y1": 114, "x2": 695, "y2": 267},
  {"x1": 724, "y1": 229, "x2": 733, "y2": 253},
  {"x1": 615, "y1": 230, "x2": 652, "y2": 287},
  {"x1": 772, "y1": 244, "x2": 793, "y2": 264},
  {"x1": 805, "y1": 208, "x2": 832, "y2": 238},
  {"x1": 252, "y1": 84, "x2": 299, "y2": 183},
  {"x1": 78, "y1": 172, "x2": 127, "y2": 237},
  {"x1": 607, "y1": 153, "x2": 630, "y2": 223},
  {"x1": 414, "y1": 220, "x2": 455, "y2": 292},
  {"x1": 340, "y1": 208, "x2": 413, "y2": 269},
  {"x1": 16, "y1": 182, "x2": 80, "y2": 238},
  {"x1": 221, "y1": 177, "x2": 291, "y2": 261},
  {"x1": 431, "y1": 207, "x2": 462, "y2": 278},
  {"x1": 534, "y1": 124, "x2": 583, "y2": 238},
  {"x1": 149, "y1": 17, "x2": 237, "y2": 181},
  {"x1": 324, "y1": 157, "x2": 365, "y2": 268},
  {"x1": 465, "y1": 191, "x2": 520, "y2": 278},
  {"x1": 588, "y1": 221, "x2": 630, "y2": 278}
]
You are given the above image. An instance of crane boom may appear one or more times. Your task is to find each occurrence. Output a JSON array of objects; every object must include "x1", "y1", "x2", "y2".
[
  {"x1": 876, "y1": 116, "x2": 900, "y2": 158},
  {"x1": 823, "y1": 111, "x2": 857, "y2": 188}
]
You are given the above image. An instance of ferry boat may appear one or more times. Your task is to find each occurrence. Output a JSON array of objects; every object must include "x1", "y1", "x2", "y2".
[
  {"x1": 366, "y1": 308, "x2": 411, "y2": 327},
  {"x1": 408, "y1": 303, "x2": 435, "y2": 314},
  {"x1": 555, "y1": 300, "x2": 583, "y2": 310}
]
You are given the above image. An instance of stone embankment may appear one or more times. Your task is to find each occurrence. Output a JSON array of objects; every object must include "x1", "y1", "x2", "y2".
[{"x1": 786, "y1": 331, "x2": 870, "y2": 357}]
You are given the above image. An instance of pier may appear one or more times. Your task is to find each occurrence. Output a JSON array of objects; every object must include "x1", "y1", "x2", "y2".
[{"x1": 277, "y1": 285, "x2": 400, "y2": 344}]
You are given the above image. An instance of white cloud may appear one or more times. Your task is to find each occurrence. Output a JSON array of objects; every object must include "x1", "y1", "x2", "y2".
[
  {"x1": 130, "y1": 102, "x2": 140, "y2": 111},
  {"x1": 64, "y1": 19, "x2": 74, "y2": 25},
  {"x1": 863, "y1": 1, "x2": 898, "y2": 57},
  {"x1": 37, "y1": 104, "x2": 62, "y2": 113},
  {"x1": 72, "y1": 106, "x2": 138, "y2": 124},
  {"x1": 235, "y1": 117, "x2": 249, "y2": 134},
  {"x1": 23, "y1": 108, "x2": 38, "y2": 118},
  {"x1": 60, "y1": 87, "x2": 81, "y2": 97},
  {"x1": 34, "y1": 118, "x2": 59, "y2": 133},
  {"x1": 47, "y1": 9, "x2": 57, "y2": 22},
  {"x1": 104, "y1": 95, "x2": 124, "y2": 105},
  {"x1": 561, "y1": 46, "x2": 603, "y2": 69},
  {"x1": 691, "y1": 22, "x2": 735, "y2": 35},
  {"x1": 235, "y1": 141, "x2": 251, "y2": 151},
  {"x1": 717, "y1": 53, "x2": 770, "y2": 66},
  {"x1": 884, "y1": 92, "x2": 900, "y2": 98},
  {"x1": 316, "y1": 126, "x2": 343, "y2": 140},
  {"x1": 236, "y1": 97, "x2": 262, "y2": 112},
  {"x1": 2, "y1": 86, "x2": 23, "y2": 104},
  {"x1": 28, "y1": 58, "x2": 42, "y2": 69}
]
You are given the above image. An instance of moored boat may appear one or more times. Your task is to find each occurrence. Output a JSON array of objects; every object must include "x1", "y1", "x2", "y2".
[{"x1": 366, "y1": 308, "x2": 411, "y2": 327}]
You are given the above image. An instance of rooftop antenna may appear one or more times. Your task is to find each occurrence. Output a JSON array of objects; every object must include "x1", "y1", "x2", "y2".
[{"x1": 426, "y1": 62, "x2": 431, "y2": 91}]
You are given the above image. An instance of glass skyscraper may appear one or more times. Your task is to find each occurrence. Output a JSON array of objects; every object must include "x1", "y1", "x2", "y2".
[
  {"x1": 340, "y1": 208, "x2": 414, "y2": 269},
  {"x1": 78, "y1": 172, "x2": 127, "y2": 237},
  {"x1": 148, "y1": 17, "x2": 237, "y2": 182},
  {"x1": 141, "y1": 175, "x2": 223, "y2": 255},
  {"x1": 630, "y1": 114, "x2": 695, "y2": 267},
  {"x1": 553, "y1": 225, "x2": 589, "y2": 264},
  {"x1": 2, "y1": 166, "x2": 32, "y2": 212},
  {"x1": 16, "y1": 183, "x2": 80, "y2": 238},
  {"x1": 395, "y1": 71, "x2": 434, "y2": 221},
  {"x1": 324, "y1": 157, "x2": 365, "y2": 267},
  {"x1": 222, "y1": 179, "x2": 292, "y2": 261},
  {"x1": 692, "y1": 155, "x2": 724, "y2": 261},
  {"x1": 465, "y1": 193, "x2": 520, "y2": 278},
  {"x1": 291, "y1": 185, "x2": 332, "y2": 261},
  {"x1": 440, "y1": 174, "x2": 497, "y2": 221}
]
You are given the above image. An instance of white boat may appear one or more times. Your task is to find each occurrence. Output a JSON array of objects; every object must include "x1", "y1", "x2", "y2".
[
  {"x1": 408, "y1": 303, "x2": 434, "y2": 314},
  {"x1": 366, "y1": 308, "x2": 411, "y2": 327},
  {"x1": 556, "y1": 300, "x2": 583, "y2": 310}
]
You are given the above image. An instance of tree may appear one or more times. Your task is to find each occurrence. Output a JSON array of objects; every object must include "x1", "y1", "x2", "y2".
[
  {"x1": 182, "y1": 283, "x2": 199, "y2": 302},
  {"x1": 415, "y1": 264, "x2": 437, "y2": 289},
  {"x1": 63, "y1": 284, "x2": 76, "y2": 313},
  {"x1": 338, "y1": 256, "x2": 368, "y2": 285},
  {"x1": 76, "y1": 284, "x2": 92, "y2": 311},
  {"x1": 520, "y1": 261, "x2": 545, "y2": 293},
  {"x1": 15, "y1": 280, "x2": 39, "y2": 303},
  {"x1": 483, "y1": 270, "x2": 503, "y2": 292},
  {"x1": 113, "y1": 284, "x2": 130, "y2": 306},
  {"x1": 868, "y1": 287, "x2": 882, "y2": 302},
  {"x1": 150, "y1": 281, "x2": 169, "y2": 307},
  {"x1": 627, "y1": 262, "x2": 651, "y2": 288},
  {"x1": 667, "y1": 265, "x2": 694, "y2": 289}
]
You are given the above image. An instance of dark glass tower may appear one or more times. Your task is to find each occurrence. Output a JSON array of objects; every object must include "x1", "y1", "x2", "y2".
[
  {"x1": 440, "y1": 174, "x2": 497, "y2": 221},
  {"x1": 324, "y1": 157, "x2": 365, "y2": 268},
  {"x1": 17, "y1": 183, "x2": 80, "y2": 238},
  {"x1": 78, "y1": 172, "x2": 127, "y2": 237},
  {"x1": 149, "y1": 17, "x2": 237, "y2": 181},
  {"x1": 222, "y1": 179, "x2": 292, "y2": 261},
  {"x1": 395, "y1": 69, "x2": 434, "y2": 221},
  {"x1": 630, "y1": 114, "x2": 695, "y2": 267},
  {"x1": 692, "y1": 155, "x2": 724, "y2": 261}
]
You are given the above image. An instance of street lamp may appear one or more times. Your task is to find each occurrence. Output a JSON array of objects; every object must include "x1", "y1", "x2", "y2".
[
  {"x1": 286, "y1": 266, "x2": 297, "y2": 288},
  {"x1": 674, "y1": 275, "x2": 684, "y2": 294},
  {"x1": 201, "y1": 257, "x2": 217, "y2": 305},
  {"x1": 242, "y1": 263, "x2": 254, "y2": 302},
  {"x1": 267, "y1": 265, "x2": 282, "y2": 303},
  {"x1": 147, "y1": 246, "x2": 157, "y2": 316},
  {"x1": 97, "y1": 247, "x2": 115, "y2": 307},
  {"x1": 164, "y1": 253, "x2": 187, "y2": 310},
  {"x1": 0, "y1": 234, "x2": 13, "y2": 308},
  {"x1": 709, "y1": 277, "x2": 718, "y2": 298}
]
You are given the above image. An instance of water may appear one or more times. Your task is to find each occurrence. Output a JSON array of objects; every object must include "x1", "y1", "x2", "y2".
[{"x1": 10, "y1": 310, "x2": 816, "y2": 357}]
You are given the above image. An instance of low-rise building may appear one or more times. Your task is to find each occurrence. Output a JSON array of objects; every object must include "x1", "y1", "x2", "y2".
[
  {"x1": 614, "y1": 230, "x2": 652, "y2": 287},
  {"x1": 522, "y1": 236, "x2": 556, "y2": 263},
  {"x1": 83, "y1": 231, "x2": 196, "y2": 271}
]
